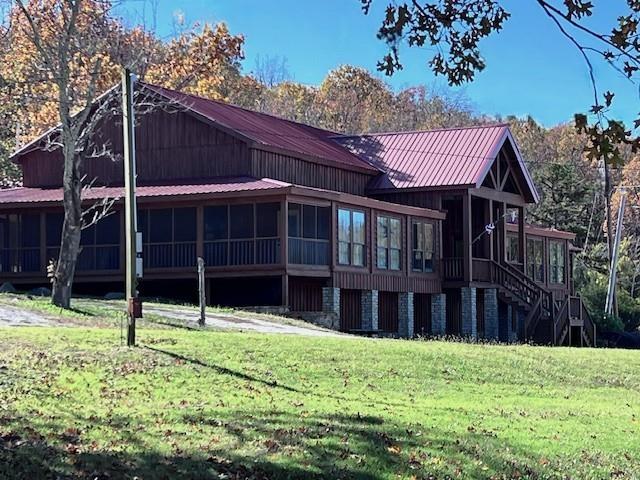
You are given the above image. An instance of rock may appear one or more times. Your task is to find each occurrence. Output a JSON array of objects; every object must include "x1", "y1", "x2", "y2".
[
  {"x1": 0, "y1": 282, "x2": 17, "y2": 294},
  {"x1": 104, "y1": 292, "x2": 125, "y2": 300},
  {"x1": 29, "y1": 287, "x2": 52, "y2": 297}
]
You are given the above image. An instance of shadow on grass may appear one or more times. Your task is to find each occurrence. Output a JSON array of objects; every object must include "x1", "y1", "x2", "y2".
[
  {"x1": 143, "y1": 317, "x2": 202, "y2": 331},
  {"x1": 0, "y1": 407, "x2": 568, "y2": 480},
  {"x1": 144, "y1": 345, "x2": 300, "y2": 393}
]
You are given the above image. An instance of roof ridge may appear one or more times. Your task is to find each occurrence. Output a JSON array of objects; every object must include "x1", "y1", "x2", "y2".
[
  {"x1": 332, "y1": 123, "x2": 510, "y2": 139},
  {"x1": 141, "y1": 82, "x2": 341, "y2": 136}
]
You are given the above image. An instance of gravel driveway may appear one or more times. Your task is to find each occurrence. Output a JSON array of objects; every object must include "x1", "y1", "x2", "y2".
[
  {"x1": 0, "y1": 296, "x2": 342, "y2": 337},
  {"x1": 144, "y1": 305, "x2": 342, "y2": 337},
  {"x1": 0, "y1": 304, "x2": 59, "y2": 326}
]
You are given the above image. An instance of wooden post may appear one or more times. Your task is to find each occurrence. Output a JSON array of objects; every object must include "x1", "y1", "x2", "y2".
[
  {"x1": 462, "y1": 192, "x2": 472, "y2": 282},
  {"x1": 122, "y1": 68, "x2": 138, "y2": 347},
  {"x1": 517, "y1": 206, "x2": 525, "y2": 269},
  {"x1": 198, "y1": 256, "x2": 206, "y2": 327}
]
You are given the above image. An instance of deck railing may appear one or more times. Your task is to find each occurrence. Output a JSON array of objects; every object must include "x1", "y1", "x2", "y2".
[
  {"x1": 203, "y1": 238, "x2": 280, "y2": 267},
  {"x1": 0, "y1": 248, "x2": 41, "y2": 273},
  {"x1": 441, "y1": 257, "x2": 464, "y2": 280},
  {"x1": 145, "y1": 242, "x2": 197, "y2": 269},
  {"x1": 288, "y1": 238, "x2": 330, "y2": 265}
]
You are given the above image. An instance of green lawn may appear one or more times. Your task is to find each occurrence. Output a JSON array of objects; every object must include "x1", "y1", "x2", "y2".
[{"x1": 1, "y1": 327, "x2": 639, "y2": 479}]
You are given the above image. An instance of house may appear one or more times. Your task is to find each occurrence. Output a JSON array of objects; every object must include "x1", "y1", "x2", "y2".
[{"x1": 0, "y1": 83, "x2": 595, "y2": 346}]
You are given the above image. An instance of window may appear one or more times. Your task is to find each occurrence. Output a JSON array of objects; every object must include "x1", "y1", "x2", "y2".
[
  {"x1": 230, "y1": 204, "x2": 254, "y2": 239},
  {"x1": 377, "y1": 215, "x2": 401, "y2": 270},
  {"x1": 506, "y1": 235, "x2": 519, "y2": 263},
  {"x1": 287, "y1": 203, "x2": 330, "y2": 265},
  {"x1": 78, "y1": 212, "x2": 120, "y2": 271},
  {"x1": 338, "y1": 208, "x2": 365, "y2": 266},
  {"x1": 412, "y1": 221, "x2": 435, "y2": 273},
  {"x1": 526, "y1": 238, "x2": 544, "y2": 282},
  {"x1": 549, "y1": 240, "x2": 565, "y2": 284},
  {"x1": 139, "y1": 207, "x2": 197, "y2": 268},
  {"x1": 0, "y1": 213, "x2": 41, "y2": 272},
  {"x1": 257, "y1": 203, "x2": 280, "y2": 238},
  {"x1": 204, "y1": 203, "x2": 281, "y2": 266}
]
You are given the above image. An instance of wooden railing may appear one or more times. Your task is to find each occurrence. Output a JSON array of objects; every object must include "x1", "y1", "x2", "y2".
[
  {"x1": 288, "y1": 238, "x2": 330, "y2": 265},
  {"x1": 553, "y1": 298, "x2": 570, "y2": 346},
  {"x1": 203, "y1": 238, "x2": 280, "y2": 267},
  {"x1": 581, "y1": 301, "x2": 597, "y2": 347},
  {"x1": 0, "y1": 248, "x2": 41, "y2": 273},
  {"x1": 145, "y1": 242, "x2": 197, "y2": 268},
  {"x1": 442, "y1": 257, "x2": 464, "y2": 280}
]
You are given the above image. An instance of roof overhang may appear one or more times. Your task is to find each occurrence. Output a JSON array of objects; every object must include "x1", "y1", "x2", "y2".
[{"x1": 475, "y1": 129, "x2": 540, "y2": 204}]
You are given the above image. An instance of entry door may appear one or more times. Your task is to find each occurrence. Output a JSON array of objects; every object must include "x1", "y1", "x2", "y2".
[{"x1": 413, "y1": 293, "x2": 432, "y2": 336}]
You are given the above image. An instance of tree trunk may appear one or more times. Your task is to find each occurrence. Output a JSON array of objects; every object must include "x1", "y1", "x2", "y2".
[{"x1": 51, "y1": 147, "x2": 83, "y2": 308}]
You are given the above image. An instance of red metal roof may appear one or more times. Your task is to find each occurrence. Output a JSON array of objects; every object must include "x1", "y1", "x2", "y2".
[
  {"x1": 334, "y1": 125, "x2": 538, "y2": 201},
  {"x1": 142, "y1": 83, "x2": 379, "y2": 174},
  {"x1": 0, "y1": 177, "x2": 289, "y2": 205}
]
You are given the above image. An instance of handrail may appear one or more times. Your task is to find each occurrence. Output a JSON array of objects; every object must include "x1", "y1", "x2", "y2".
[
  {"x1": 553, "y1": 298, "x2": 570, "y2": 346},
  {"x1": 581, "y1": 300, "x2": 597, "y2": 347}
]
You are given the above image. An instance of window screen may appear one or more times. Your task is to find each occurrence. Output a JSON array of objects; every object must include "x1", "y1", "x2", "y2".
[{"x1": 230, "y1": 204, "x2": 254, "y2": 239}]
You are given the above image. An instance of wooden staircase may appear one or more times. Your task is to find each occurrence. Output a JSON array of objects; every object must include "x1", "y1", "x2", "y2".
[{"x1": 489, "y1": 261, "x2": 596, "y2": 346}]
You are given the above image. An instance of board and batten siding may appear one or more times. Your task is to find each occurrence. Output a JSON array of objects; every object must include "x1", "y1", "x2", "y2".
[
  {"x1": 250, "y1": 148, "x2": 373, "y2": 196},
  {"x1": 20, "y1": 110, "x2": 251, "y2": 188}
]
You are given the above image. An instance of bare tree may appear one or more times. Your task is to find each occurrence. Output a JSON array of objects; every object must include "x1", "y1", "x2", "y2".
[
  {"x1": 254, "y1": 54, "x2": 290, "y2": 88},
  {"x1": 8, "y1": 0, "x2": 145, "y2": 307}
]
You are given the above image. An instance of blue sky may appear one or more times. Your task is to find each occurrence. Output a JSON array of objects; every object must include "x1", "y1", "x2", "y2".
[{"x1": 122, "y1": 0, "x2": 639, "y2": 127}]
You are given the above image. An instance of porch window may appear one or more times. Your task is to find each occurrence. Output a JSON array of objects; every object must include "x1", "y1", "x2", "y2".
[
  {"x1": 412, "y1": 221, "x2": 435, "y2": 273},
  {"x1": 204, "y1": 203, "x2": 281, "y2": 266},
  {"x1": 549, "y1": 241, "x2": 565, "y2": 284},
  {"x1": 288, "y1": 203, "x2": 330, "y2": 265},
  {"x1": 376, "y1": 215, "x2": 401, "y2": 270},
  {"x1": 526, "y1": 238, "x2": 544, "y2": 282},
  {"x1": 78, "y1": 212, "x2": 120, "y2": 271},
  {"x1": 506, "y1": 235, "x2": 519, "y2": 263},
  {"x1": 338, "y1": 208, "x2": 365, "y2": 266},
  {"x1": 139, "y1": 207, "x2": 197, "y2": 268},
  {"x1": 0, "y1": 213, "x2": 40, "y2": 273}
]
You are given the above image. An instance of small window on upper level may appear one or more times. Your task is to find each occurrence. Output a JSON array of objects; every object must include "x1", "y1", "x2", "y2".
[
  {"x1": 376, "y1": 215, "x2": 401, "y2": 270},
  {"x1": 526, "y1": 238, "x2": 544, "y2": 282},
  {"x1": 338, "y1": 208, "x2": 365, "y2": 266},
  {"x1": 506, "y1": 235, "x2": 519, "y2": 263},
  {"x1": 412, "y1": 221, "x2": 434, "y2": 273},
  {"x1": 549, "y1": 240, "x2": 565, "y2": 284}
]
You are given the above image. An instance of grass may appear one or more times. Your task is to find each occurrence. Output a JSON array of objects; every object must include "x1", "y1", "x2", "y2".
[{"x1": 0, "y1": 325, "x2": 639, "y2": 479}]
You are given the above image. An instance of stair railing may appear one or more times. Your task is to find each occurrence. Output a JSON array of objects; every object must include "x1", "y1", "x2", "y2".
[
  {"x1": 553, "y1": 298, "x2": 570, "y2": 346},
  {"x1": 491, "y1": 260, "x2": 554, "y2": 341}
]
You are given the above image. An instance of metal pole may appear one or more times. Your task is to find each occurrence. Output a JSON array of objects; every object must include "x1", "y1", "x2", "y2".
[
  {"x1": 122, "y1": 68, "x2": 138, "y2": 346},
  {"x1": 605, "y1": 190, "x2": 626, "y2": 316},
  {"x1": 198, "y1": 257, "x2": 206, "y2": 327}
]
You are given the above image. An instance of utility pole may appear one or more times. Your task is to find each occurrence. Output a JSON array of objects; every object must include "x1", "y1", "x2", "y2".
[
  {"x1": 197, "y1": 257, "x2": 206, "y2": 327},
  {"x1": 605, "y1": 189, "x2": 627, "y2": 316},
  {"x1": 122, "y1": 68, "x2": 138, "y2": 346}
]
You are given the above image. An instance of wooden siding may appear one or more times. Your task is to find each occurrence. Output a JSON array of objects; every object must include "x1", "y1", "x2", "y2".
[
  {"x1": 372, "y1": 190, "x2": 442, "y2": 210},
  {"x1": 340, "y1": 289, "x2": 362, "y2": 331},
  {"x1": 20, "y1": 110, "x2": 251, "y2": 188},
  {"x1": 378, "y1": 291, "x2": 399, "y2": 332},
  {"x1": 288, "y1": 277, "x2": 324, "y2": 311},
  {"x1": 251, "y1": 149, "x2": 373, "y2": 196},
  {"x1": 445, "y1": 288, "x2": 462, "y2": 335},
  {"x1": 413, "y1": 293, "x2": 432, "y2": 336},
  {"x1": 332, "y1": 270, "x2": 440, "y2": 293}
]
